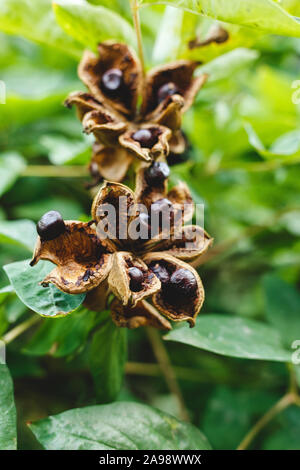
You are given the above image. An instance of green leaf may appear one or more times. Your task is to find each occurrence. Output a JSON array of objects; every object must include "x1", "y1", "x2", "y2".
[
  {"x1": 244, "y1": 123, "x2": 300, "y2": 163},
  {"x1": 0, "y1": 285, "x2": 14, "y2": 304},
  {"x1": 263, "y1": 274, "x2": 300, "y2": 348},
  {"x1": 53, "y1": 0, "x2": 136, "y2": 51},
  {"x1": 40, "y1": 135, "x2": 92, "y2": 166},
  {"x1": 0, "y1": 365, "x2": 17, "y2": 450},
  {"x1": 140, "y1": 0, "x2": 300, "y2": 38},
  {"x1": 278, "y1": 0, "x2": 300, "y2": 16},
  {"x1": 3, "y1": 259, "x2": 85, "y2": 317},
  {"x1": 0, "y1": 0, "x2": 82, "y2": 58},
  {"x1": 0, "y1": 94, "x2": 68, "y2": 131},
  {"x1": 165, "y1": 315, "x2": 291, "y2": 362},
  {"x1": 0, "y1": 152, "x2": 26, "y2": 197},
  {"x1": 198, "y1": 48, "x2": 259, "y2": 84},
  {"x1": 29, "y1": 401, "x2": 212, "y2": 450},
  {"x1": 202, "y1": 386, "x2": 276, "y2": 450},
  {"x1": 0, "y1": 219, "x2": 37, "y2": 251},
  {"x1": 24, "y1": 307, "x2": 97, "y2": 357},
  {"x1": 89, "y1": 315, "x2": 127, "y2": 402}
]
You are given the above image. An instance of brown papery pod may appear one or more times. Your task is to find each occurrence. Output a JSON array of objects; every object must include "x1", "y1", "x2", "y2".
[
  {"x1": 119, "y1": 124, "x2": 171, "y2": 162},
  {"x1": 141, "y1": 60, "x2": 207, "y2": 117},
  {"x1": 108, "y1": 252, "x2": 161, "y2": 307},
  {"x1": 78, "y1": 42, "x2": 142, "y2": 117},
  {"x1": 111, "y1": 298, "x2": 171, "y2": 330},
  {"x1": 30, "y1": 221, "x2": 113, "y2": 294},
  {"x1": 144, "y1": 252, "x2": 205, "y2": 327}
]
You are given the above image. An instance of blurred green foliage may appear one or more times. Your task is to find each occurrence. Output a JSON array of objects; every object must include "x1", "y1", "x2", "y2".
[{"x1": 1, "y1": 0, "x2": 300, "y2": 451}]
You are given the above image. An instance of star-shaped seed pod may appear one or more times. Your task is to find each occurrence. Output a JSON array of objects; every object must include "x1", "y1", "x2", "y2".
[
  {"x1": 30, "y1": 163, "x2": 212, "y2": 329},
  {"x1": 65, "y1": 41, "x2": 207, "y2": 183}
]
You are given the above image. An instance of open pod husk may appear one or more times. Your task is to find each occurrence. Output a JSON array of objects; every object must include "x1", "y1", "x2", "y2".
[
  {"x1": 143, "y1": 252, "x2": 205, "y2": 327},
  {"x1": 30, "y1": 221, "x2": 113, "y2": 294},
  {"x1": 108, "y1": 252, "x2": 161, "y2": 307},
  {"x1": 111, "y1": 298, "x2": 171, "y2": 330}
]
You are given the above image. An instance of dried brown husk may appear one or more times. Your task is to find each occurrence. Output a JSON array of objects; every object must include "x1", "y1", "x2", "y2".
[
  {"x1": 84, "y1": 279, "x2": 109, "y2": 311},
  {"x1": 64, "y1": 91, "x2": 104, "y2": 120},
  {"x1": 151, "y1": 225, "x2": 213, "y2": 262},
  {"x1": 108, "y1": 252, "x2": 161, "y2": 307},
  {"x1": 141, "y1": 60, "x2": 207, "y2": 117},
  {"x1": 78, "y1": 42, "x2": 142, "y2": 117},
  {"x1": 30, "y1": 221, "x2": 113, "y2": 294},
  {"x1": 119, "y1": 124, "x2": 171, "y2": 162},
  {"x1": 168, "y1": 130, "x2": 187, "y2": 155},
  {"x1": 111, "y1": 298, "x2": 171, "y2": 330},
  {"x1": 91, "y1": 181, "x2": 136, "y2": 244},
  {"x1": 82, "y1": 109, "x2": 127, "y2": 146},
  {"x1": 143, "y1": 252, "x2": 205, "y2": 327},
  {"x1": 91, "y1": 142, "x2": 133, "y2": 183}
]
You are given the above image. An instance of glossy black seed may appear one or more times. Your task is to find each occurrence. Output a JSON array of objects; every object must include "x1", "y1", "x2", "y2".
[
  {"x1": 128, "y1": 267, "x2": 144, "y2": 292},
  {"x1": 149, "y1": 263, "x2": 170, "y2": 284},
  {"x1": 101, "y1": 68, "x2": 123, "y2": 94},
  {"x1": 157, "y1": 82, "x2": 179, "y2": 104},
  {"x1": 132, "y1": 129, "x2": 158, "y2": 148},
  {"x1": 169, "y1": 268, "x2": 197, "y2": 298},
  {"x1": 145, "y1": 161, "x2": 170, "y2": 186},
  {"x1": 37, "y1": 211, "x2": 66, "y2": 241}
]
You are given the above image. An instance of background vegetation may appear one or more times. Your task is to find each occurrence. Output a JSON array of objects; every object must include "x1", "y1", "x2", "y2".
[{"x1": 1, "y1": 0, "x2": 300, "y2": 450}]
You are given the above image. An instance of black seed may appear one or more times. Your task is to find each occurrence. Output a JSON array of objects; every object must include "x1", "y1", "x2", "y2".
[
  {"x1": 145, "y1": 161, "x2": 170, "y2": 186},
  {"x1": 157, "y1": 82, "x2": 179, "y2": 104},
  {"x1": 101, "y1": 68, "x2": 123, "y2": 95},
  {"x1": 132, "y1": 128, "x2": 158, "y2": 148},
  {"x1": 149, "y1": 262, "x2": 170, "y2": 284},
  {"x1": 128, "y1": 267, "x2": 144, "y2": 292},
  {"x1": 168, "y1": 268, "x2": 197, "y2": 299},
  {"x1": 37, "y1": 211, "x2": 66, "y2": 241}
]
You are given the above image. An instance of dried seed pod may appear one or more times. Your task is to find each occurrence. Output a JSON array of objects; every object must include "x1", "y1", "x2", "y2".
[
  {"x1": 91, "y1": 142, "x2": 133, "y2": 183},
  {"x1": 64, "y1": 91, "x2": 104, "y2": 120},
  {"x1": 119, "y1": 124, "x2": 171, "y2": 162},
  {"x1": 82, "y1": 109, "x2": 127, "y2": 146},
  {"x1": 31, "y1": 221, "x2": 113, "y2": 294},
  {"x1": 84, "y1": 279, "x2": 109, "y2": 312},
  {"x1": 141, "y1": 60, "x2": 207, "y2": 117},
  {"x1": 91, "y1": 181, "x2": 136, "y2": 243},
  {"x1": 168, "y1": 130, "x2": 187, "y2": 156},
  {"x1": 153, "y1": 225, "x2": 213, "y2": 262},
  {"x1": 111, "y1": 298, "x2": 171, "y2": 330},
  {"x1": 151, "y1": 94, "x2": 184, "y2": 131},
  {"x1": 108, "y1": 252, "x2": 161, "y2": 307},
  {"x1": 167, "y1": 181, "x2": 194, "y2": 223},
  {"x1": 143, "y1": 252, "x2": 204, "y2": 327},
  {"x1": 78, "y1": 42, "x2": 142, "y2": 117}
]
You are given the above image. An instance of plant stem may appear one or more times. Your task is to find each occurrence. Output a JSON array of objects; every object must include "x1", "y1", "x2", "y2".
[
  {"x1": 2, "y1": 316, "x2": 41, "y2": 344},
  {"x1": 237, "y1": 393, "x2": 296, "y2": 450},
  {"x1": 146, "y1": 327, "x2": 190, "y2": 421},
  {"x1": 22, "y1": 165, "x2": 89, "y2": 178},
  {"x1": 130, "y1": 0, "x2": 146, "y2": 78},
  {"x1": 126, "y1": 361, "x2": 209, "y2": 382}
]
